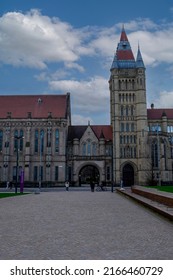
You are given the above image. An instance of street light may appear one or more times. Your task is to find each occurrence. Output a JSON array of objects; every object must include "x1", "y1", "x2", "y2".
[
  {"x1": 156, "y1": 125, "x2": 161, "y2": 186},
  {"x1": 14, "y1": 135, "x2": 24, "y2": 194},
  {"x1": 39, "y1": 131, "x2": 44, "y2": 189}
]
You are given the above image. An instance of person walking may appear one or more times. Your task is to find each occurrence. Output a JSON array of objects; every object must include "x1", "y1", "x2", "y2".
[
  {"x1": 120, "y1": 179, "x2": 125, "y2": 190},
  {"x1": 65, "y1": 181, "x2": 69, "y2": 191},
  {"x1": 6, "y1": 181, "x2": 9, "y2": 189}
]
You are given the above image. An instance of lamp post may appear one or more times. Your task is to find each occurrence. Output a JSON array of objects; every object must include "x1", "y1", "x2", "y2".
[
  {"x1": 39, "y1": 131, "x2": 43, "y2": 189},
  {"x1": 111, "y1": 144, "x2": 114, "y2": 192},
  {"x1": 156, "y1": 125, "x2": 161, "y2": 186},
  {"x1": 14, "y1": 135, "x2": 24, "y2": 194}
]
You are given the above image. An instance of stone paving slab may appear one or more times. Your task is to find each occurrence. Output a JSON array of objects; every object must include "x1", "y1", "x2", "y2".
[{"x1": 0, "y1": 191, "x2": 173, "y2": 260}]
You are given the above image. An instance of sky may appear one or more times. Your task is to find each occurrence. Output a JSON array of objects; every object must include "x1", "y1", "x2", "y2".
[{"x1": 1, "y1": 0, "x2": 173, "y2": 125}]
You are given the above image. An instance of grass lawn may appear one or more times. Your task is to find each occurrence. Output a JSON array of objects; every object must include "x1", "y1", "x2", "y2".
[
  {"x1": 145, "y1": 185, "x2": 173, "y2": 193},
  {"x1": 0, "y1": 193, "x2": 29, "y2": 199}
]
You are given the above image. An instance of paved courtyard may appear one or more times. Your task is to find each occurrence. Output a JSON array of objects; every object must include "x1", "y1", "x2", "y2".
[{"x1": 0, "y1": 190, "x2": 173, "y2": 260}]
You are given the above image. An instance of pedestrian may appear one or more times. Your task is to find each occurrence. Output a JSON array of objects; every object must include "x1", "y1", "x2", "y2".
[
  {"x1": 65, "y1": 181, "x2": 69, "y2": 191},
  {"x1": 120, "y1": 179, "x2": 125, "y2": 190},
  {"x1": 6, "y1": 181, "x2": 9, "y2": 189},
  {"x1": 90, "y1": 181, "x2": 95, "y2": 192}
]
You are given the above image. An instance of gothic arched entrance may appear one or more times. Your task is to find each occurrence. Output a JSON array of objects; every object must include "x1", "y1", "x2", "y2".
[
  {"x1": 123, "y1": 164, "x2": 134, "y2": 186},
  {"x1": 79, "y1": 165, "x2": 100, "y2": 185}
]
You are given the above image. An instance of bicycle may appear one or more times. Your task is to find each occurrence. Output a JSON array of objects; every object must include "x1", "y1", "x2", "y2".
[{"x1": 96, "y1": 185, "x2": 107, "y2": 191}]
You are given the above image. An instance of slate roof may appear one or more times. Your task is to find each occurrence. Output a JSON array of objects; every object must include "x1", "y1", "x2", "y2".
[
  {"x1": 147, "y1": 108, "x2": 173, "y2": 120},
  {"x1": 0, "y1": 94, "x2": 70, "y2": 119},
  {"x1": 111, "y1": 26, "x2": 145, "y2": 70},
  {"x1": 68, "y1": 125, "x2": 112, "y2": 141}
]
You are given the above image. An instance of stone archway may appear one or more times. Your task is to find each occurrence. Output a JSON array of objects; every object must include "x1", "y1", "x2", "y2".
[
  {"x1": 79, "y1": 165, "x2": 100, "y2": 185},
  {"x1": 123, "y1": 163, "x2": 134, "y2": 186}
]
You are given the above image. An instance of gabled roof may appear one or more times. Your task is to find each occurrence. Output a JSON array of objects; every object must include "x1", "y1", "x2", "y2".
[
  {"x1": 0, "y1": 94, "x2": 70, "y2": 119},
  {"x1": 68, "y1": 125, "x2": 112, "y2": 142},
  {"x1": 147, "y1": 108, "x2": 173, "y2": 120}
]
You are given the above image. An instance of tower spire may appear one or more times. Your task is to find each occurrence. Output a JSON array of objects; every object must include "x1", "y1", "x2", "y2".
[
  {"x1": 136, "y1": 44, "x2": 145, "y2": 68},
  {"x1": 111, "y1": 26, "x2": 135, "y2": 70}
]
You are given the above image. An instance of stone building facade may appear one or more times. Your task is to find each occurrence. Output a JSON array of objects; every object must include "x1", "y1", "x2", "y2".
[
  {"x1": 67, "y1": 124, "x2": 112, "y2": 186},
  {"x1": 109, "y1": 27, "x2": 173, "y2": 186},
  {"x1": 1, "y1": 27, "x2": 173, "y2": 187},
  {"x1": 0, "y1": 94, "x2": 71, "y2": 186}
]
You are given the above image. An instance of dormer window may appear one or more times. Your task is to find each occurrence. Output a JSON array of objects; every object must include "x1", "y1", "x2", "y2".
[{"x1": 38, "y1": 98, "x2": 42, "y2": 104}]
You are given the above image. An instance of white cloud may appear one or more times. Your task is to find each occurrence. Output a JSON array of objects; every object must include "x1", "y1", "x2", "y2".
[
  {"x1": 49, "y1": 76, "x2": 109, "y2": 114},
  {"x1": 154, "y1": 90, "x2": 173, "y2": 108},
  {"x1": 72, "y1": 114, "x2": 93, "y2": 125},
  {"x1": 1, "y1": 10, "x2": 173, "y2": 71},
  {"x1": 0, "y1": 9, "x2": 85, "y2": 68}
]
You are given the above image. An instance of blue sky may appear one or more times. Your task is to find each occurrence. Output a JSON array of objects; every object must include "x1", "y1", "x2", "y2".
[{"x1": 1, "y1": 0, "x2": 173, "y2": 124}]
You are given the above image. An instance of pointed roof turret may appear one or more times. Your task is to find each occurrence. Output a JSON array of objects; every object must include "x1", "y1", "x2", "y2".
[
  {"x1": 136, "y1": 45, "x2": 145, "y2": 68},
  {"x1": 120, "y1": 25, "x2": 129, "y2": 42},
  {"x1": 99, "y1": 129, "x2": 105, "y2": 139},
  {"x1": 111, "y1": 26, "x2": 136, "y2": 70}
]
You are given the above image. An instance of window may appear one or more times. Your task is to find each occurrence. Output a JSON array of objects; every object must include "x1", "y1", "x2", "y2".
[
  {"x1": 40, "y1": 130, "x2": 44, "y2": 153},
  {"x1": 39, "y1": 166, "x2": 43, "y2": 181},
  {"x1": 167, "y1": 126, "x2": 173, "y2": 133},
  {"x1": 14, "y1": 130, "x2": 24, "y2": 152},
  {"x1": 92, "y1": 143, "x2": 97, "y2": 155},
  {"x1": 126, "y1": 106, "x2": 128, "y2": 116},
  {"x1": 121, "y1": 106, "x2": 124, "y2": 116},
  {"x1": 131, "y1": 106, "x2": 134, "y2": 116},
  {"x1": 131, "y1": 123, "x2": 134, "y2": 132},
  {"x1": 106, "y1": 166, "x2": 110, "y2": 181},
  {"x1": 152, "y1": 141, "x2": 158, "y2": 168},
  {"x1": 19, "y1": 130, "x2": 24, "y2": 151},
  {"x1": 14, "y1": 130, "x2": 18, "y2": 152},
  {"x1": 151, "y1": 125, "x2": 161, "y2": 132},
  {"x1": 47, "y1": 128, "x2": 51, "y2": 147},
  {"x1": 0, "y1": 130, "x2": 3, "y2": 152},
  {"x1": 55, "y1": 166, "x2": 59, "y2": 181},
  {"x1": 34, "y1": 166, "x2": 38, "y2": 181},
  {"x1": 82, "y1": 143, "x2": 86, "y2": 155},
  {"x1": 55, "y1": 129, "x2": 59, "y2": 153},
  {"x1": 126, "y1": 123, "x2": 129, "y2": 132},
  {"x1": 13, "y1": 166, "x2": 17, "y2": 181},
  {"x1": 35, "y1": 130, "x2": 38, "y2": 153},
  {"x1": 87, "y1": 140, "x2": 91, "y2": 156}
]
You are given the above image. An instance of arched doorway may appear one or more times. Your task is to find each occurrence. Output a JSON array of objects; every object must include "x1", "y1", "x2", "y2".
[
  {"x1": 79, "y1": 165, "x2": 99, "y2": 185},
  {"x1": 123, "y1": 164, "x2": 134, "y2": 186}
]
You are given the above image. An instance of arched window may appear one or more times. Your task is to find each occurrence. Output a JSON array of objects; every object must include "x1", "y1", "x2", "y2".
[
  {"x1": 87, "y1": 140, "x2": 91, "y2": 156},
  {"x1": 55, "y1": 129, "x2": 59, "y2": 153},
  {"x1": 0, "y1": 130, "x2": 3, "y2": 152},
  {"x1": 131, "y1": 106, "x2": 134, "y2": 116},
  {"x1": 126, "y1": 123, "x2": 129, "y2": 132},
  {"x1": 126, "y1": 106, "x2": 128, "y2": 116},
  {"x1": 14, "y1": 130, "x2": 18, "y2": 152},
  {"x1": 132, "y1": 80, "x2": 135, "y2": 89},
  {"x1": 92, "y1": 143, "x2": 97, "y2": 155},
  {"x1": 40, "y1": 130, "x2": 44, "y2": 153},
  {"x1": 47, "y1": 128, "x2": 51, "y2": 147},
  {"x1": 20, "y1": 130, "x2": 24, "y2": 151},
  {"x1": 35, "y1": 130, "x2": 38, "y2": 153},
  {"x1": 152, "y1": 141, "x2": 158, "y2": 168},
  {"x1": 82, "y1": 143, "x2": 86, "y2": 155},
  {"x1": 131, "y1": 123, "x2": 134, "y2": 132},
  {"x1": 121, "y1": 106, "x2": 124, "y2": 116}
]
